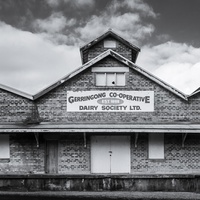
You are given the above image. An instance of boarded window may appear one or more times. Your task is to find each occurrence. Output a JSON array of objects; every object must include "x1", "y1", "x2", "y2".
[
  {"x1": 104, "y1": 40, "x2": 117, "y2": 48},
  {"x1": 106, "y1": 73, "x2": 116, "y2": 86},
  {"x1": 95, "y1": 73, "x2": 106, "y2": 86},
  {"x1": 0, "y1": 135, "x2": 10, "y2": 159},
  {"x1": 116, "y1": 73, "x2": 126, "y2": 86},
  {"x1": 148, "y1": 133, "x2": 164, "y2": 159},
  {"x1": 96, "y1": 73, "x2": 126, "y2": 86}
]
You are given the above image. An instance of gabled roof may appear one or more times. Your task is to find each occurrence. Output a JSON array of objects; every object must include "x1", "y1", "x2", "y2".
[
  {"x1": 0, "y1": 50, "x2": 188, "y2": 101},
  {"x1": 189, "y1": 87, "x2": 200, "y2": 97},
  {"x1": 33, "y1": 49, "x2": 188, "y2": 101},
  {"x1": 80, "y1": 30, "x2": 140, "y2": 63},
  {"x1": 0, "y1": 83, "x2": 33, "y2": 100}
]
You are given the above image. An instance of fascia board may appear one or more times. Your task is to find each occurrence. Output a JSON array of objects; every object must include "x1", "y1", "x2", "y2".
[
  {"x1": 0, "y1": 83, "x2": 33, "y2": 100},
  {"x1": 33, "y1": 50, "x2": 111, "y2": 100},
  {"x1": 33, "y1": 49, "x2": 188, "y2": 101},
  {"x1": 109, "y1": 50, "x2": 188, "y2": 101}
]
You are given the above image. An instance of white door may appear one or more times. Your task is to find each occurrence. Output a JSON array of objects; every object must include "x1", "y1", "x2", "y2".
[{"x1": 91, "y1": 135, "x2": 130, "y2": 173}]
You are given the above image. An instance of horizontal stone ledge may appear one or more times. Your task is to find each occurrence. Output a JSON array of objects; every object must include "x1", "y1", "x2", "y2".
[
  {"x1": 0, "y1": 173, "x2": 197, "y2": 179},
  {"x1": 1, "y1": 123, "x2": 200, "y2": 133}
]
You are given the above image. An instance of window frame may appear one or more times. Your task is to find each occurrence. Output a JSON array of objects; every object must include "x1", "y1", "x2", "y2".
[
  {"x1": 92, "y1": 67, "x2": 129, "y2": 87},
  {"x1": 103, "y1": 40, "x2": 117, "y2": 48},
  {"x1": 95, "y1": 72, "x2": 126, "y2": 87}
]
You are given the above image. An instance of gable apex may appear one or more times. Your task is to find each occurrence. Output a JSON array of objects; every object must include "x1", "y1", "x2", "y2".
[
  {"x1": 33, "y1": 49, "x2": 188, "y2": 101},
  {"x1": 80, "y1": 30, "x2": 140, "y2": 52},
  {"x1": 80, "y1": 29, "x2": 141, "y2": 64}
]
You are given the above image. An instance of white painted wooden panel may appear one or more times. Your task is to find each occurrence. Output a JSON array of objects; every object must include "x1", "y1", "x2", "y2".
[
  {"x1": 116, "y1": 73, "x2": 126, "y2": 86},
  {"x1": 110, "y1": 136, "x2": 130, "y2": 173},
  {"x1": 91, "y1": 136, "x2": 110, "y2": 173},
  {"x1": 106, "y1": 73, "x2": 116, "y2": 86},
  {"x1": 92, "y1": 67, "x2": 129, "y2": 72},
  {"x1": 149, "y1": 133, "x2": 164, "y2": 159},
  {"x1": 0, "y1": 135, "x2": 9, "y2": 159},
  {"x1": 96, "y1": 73, "x2": 106, "y2": 86},
  {"x1": 91, "y1": 136, "x2": 130, "y2": 173}
]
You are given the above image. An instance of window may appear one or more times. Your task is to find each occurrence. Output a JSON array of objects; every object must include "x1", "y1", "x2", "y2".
[
  {"x1": 92, "y1": 67, "x2": 129, "y2": 87},
  {"x1": 148, "y1": 133, "x2": 164, "y2": 159},
  {"x1": 104, "y1": 40, "x2": 117, "y2": 48},
  {"x1": 96, "y1": 72, "x2": 125, "y2": 86},
  {"x1": 0, "y1": 135, "x2": 10, "y2": 159}
]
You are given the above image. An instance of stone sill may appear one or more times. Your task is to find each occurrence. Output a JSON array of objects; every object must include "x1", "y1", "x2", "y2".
[{"x1": 0, "y1": 173, "x2": 197, "y2": 179}]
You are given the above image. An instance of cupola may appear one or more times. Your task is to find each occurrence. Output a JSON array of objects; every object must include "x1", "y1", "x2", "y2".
[{"x1": 80, "y1": 29, "x2": 140, "y2": 64}]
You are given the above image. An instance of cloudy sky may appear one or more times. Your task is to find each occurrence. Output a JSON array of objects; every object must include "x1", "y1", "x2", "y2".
[{"x1": 0, "y1": 0, "x2": 200, "y2": 95}]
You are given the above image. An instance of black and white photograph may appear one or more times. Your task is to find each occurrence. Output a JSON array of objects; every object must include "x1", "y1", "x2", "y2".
[{"x1": 1, "y1": 0, "x2": 200, "y2": 199}]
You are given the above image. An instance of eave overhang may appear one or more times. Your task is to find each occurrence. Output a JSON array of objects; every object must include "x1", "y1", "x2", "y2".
[
  {"x1": 189, "y1": 87, "x2": 200, "y2": 97},
  {"x1": 0, "y1": 83, "x2": 33, "y2": 100},
  {"x1": 1, "y1": 123, "x2": 200, "y2": 133}
]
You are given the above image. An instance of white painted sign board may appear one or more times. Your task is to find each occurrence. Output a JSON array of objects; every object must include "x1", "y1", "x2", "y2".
[{"x1": 67, "y1": 91, "x2": 154, "y2": 112}]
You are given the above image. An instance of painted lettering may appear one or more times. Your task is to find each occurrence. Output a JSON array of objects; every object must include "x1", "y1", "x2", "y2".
[
  {"x1": 79, "y1": 106, "x2": 98, "y2": 110},
  {"x1": 102, "y1": 106, "x2": 127, "y2": 111},
  {"x1": 130, "y1": 106, "x2": 141, "y2": 110}
]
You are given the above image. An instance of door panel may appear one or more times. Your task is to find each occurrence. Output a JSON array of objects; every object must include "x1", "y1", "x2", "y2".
[
  {"x1": 91, "y1": 136, "x2": 130, "y2": 173},
  {"x1": 46, "y1": 140, "x2": 58, "y2": 173},
  {"x1": 91, "y1": 136, "x2": 110, "y2": 173},
  {"x1": 111, "y1": 136, "x2": 130, "y2": 173}
]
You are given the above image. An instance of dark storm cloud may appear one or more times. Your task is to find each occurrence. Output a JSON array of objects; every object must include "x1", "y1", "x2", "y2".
[
  {"x1": 0, "y1": 0, "x2": 51, "y2": 29},
  {"x1": 32, "y1": 0, "x2": 158, "y2": 46}
]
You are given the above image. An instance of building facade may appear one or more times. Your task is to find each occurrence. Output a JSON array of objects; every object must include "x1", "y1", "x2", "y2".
[{"x1": 0, "y1": 30, "x2": 200, "y2": 191}]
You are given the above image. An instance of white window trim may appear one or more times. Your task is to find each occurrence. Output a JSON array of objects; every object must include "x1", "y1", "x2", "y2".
[
  {"x1": 95, "y1": 72, "x2": 126, "y2": 86},
  {"x1": 92, "y1": 67, "x2": 129, "y2": 72}
]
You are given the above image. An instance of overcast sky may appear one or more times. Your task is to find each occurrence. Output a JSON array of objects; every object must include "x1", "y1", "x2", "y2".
[{"x1": 1, "y1": 0, "x2": 200, "y2": 95}]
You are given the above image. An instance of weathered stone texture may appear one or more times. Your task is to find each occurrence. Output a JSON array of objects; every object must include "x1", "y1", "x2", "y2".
[
  {"x1": 0, "y1": 134, "x2": 45, "y2": 174},
  {"x1": 82, "y1": 36, "x2": 134, "y2": 63},
  {"x1": 0, "y1": 49, "x2": 198, "y2": 124},
  {"x1": 58, "y1": 134, "x2": 90, "y2": 174},
  {"x1": 1, "y1": 33, "x2": 200, "y2": 176},
  {"x1": 0, "y1": 133, "x2": 90, "y2": 174},
  {"x1": 2, "y1": 133, "x2": 200, "y2": 174},
  {"x1": 35, "y1": 56, "x2": 193, "y2": 124},
  {"x1": 0, "y1": 89, "x2": 36, "y2": 123},
  {"x1": 131, "y1": 134, "x2": 200, "y2": 174}
]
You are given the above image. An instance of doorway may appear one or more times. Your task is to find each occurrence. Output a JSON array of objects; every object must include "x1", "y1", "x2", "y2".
[
  {"x1": 91, "y1": 135, "x2": 130, "y2": 173},
  {"x1": 45, "y1": 140, "x2": 58, "y2": 173}
]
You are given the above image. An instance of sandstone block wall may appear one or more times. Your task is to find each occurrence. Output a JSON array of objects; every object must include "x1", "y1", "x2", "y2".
[
  {"x1": 131, "y1": 133, "x2": 200, "y2": 174},
  {"x1": 0, "y1": 133, "x2": 200, "y2": 174}
]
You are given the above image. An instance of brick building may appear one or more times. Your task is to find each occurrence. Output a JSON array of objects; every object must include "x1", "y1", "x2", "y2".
[{"x1": 0, "y1": 30, "x2": 200, "y2": 191}]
